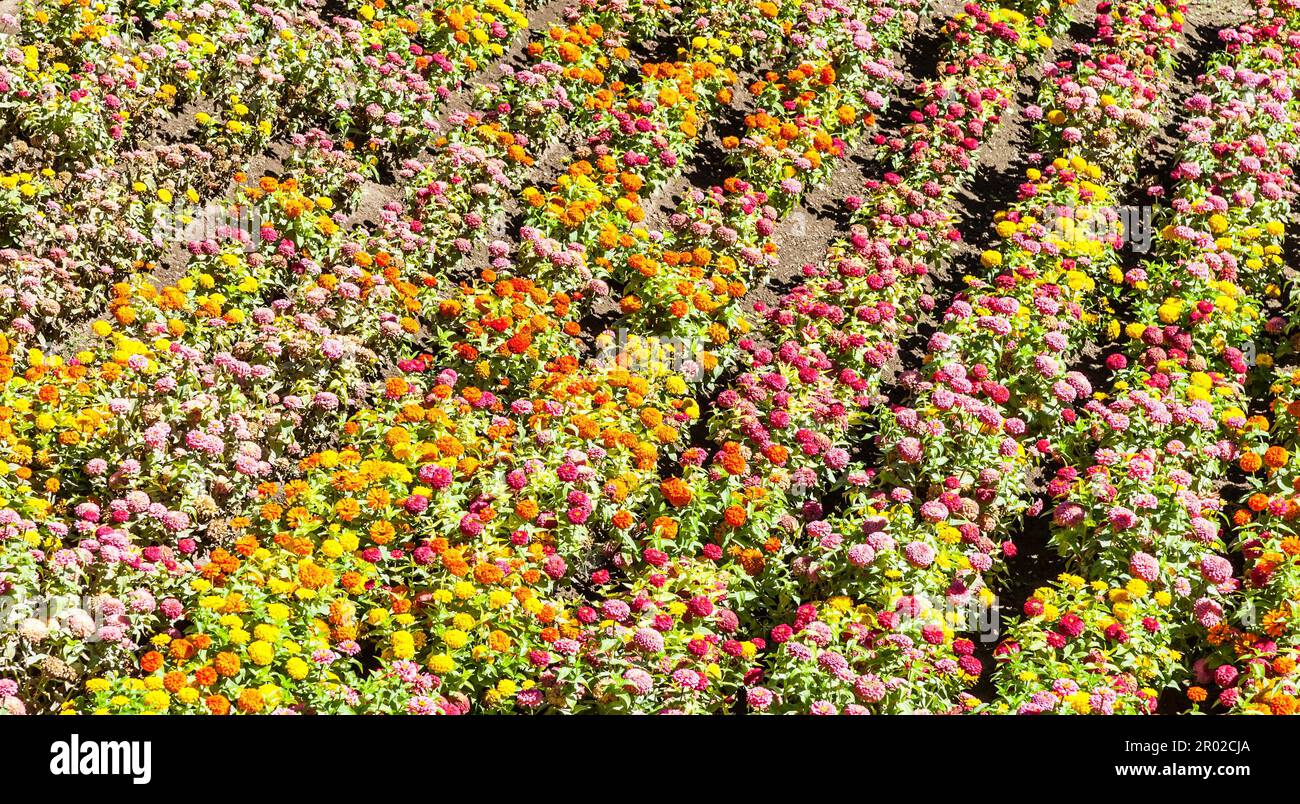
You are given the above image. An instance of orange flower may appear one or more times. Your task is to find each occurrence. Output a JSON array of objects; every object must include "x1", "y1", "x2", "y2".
[
  {"x1": 335, "y1": 498, "x2": 361, "y2": 522},
  {"x1": 720, "y1": 444, "x2": 747, "y2": 476},
  {"x1": 764, "y1": 444, "x2": 790, "y2": 466},
  {"x1": 385, "y1": 376, "x2": 410, "y2": 398},
  {"x1": 1186, "y1": 686, "x2": 1208, "y2": 703},
  {"x1": 213, "y1": 652, "x2": 241, "y2": 677},
  {"x1": 236, "y1": 688, "x2": 264, "y2": 714},
  {"x1": 1266, "y1": 445, "x2": 1290, "y2": 469},
  {"x1": 369, "y1": 520, "x2": 396, "y2": 545},
  {"x1": 163, "y1": 671, "x2": 187, "y2": 693},
  {"x1": 724, "y1": 505, "x2": 747, "y2": 528},
  {"x1": 488, "y1": 630, "x2": 512, "y2": 652},
  {"x1": 474, "y1": 563, "x2": 504, "y2": 585},
  {"x1": 1240, "y1": 452, "x2": 1264, "y2": 473},
  {"x1": 205, "y1": 694, "x2": 231, "y2": 715},
  {"x1": 1269, "y1": 694, "x2": 1299, "y2": 715},
  {"x1": 652, "y1": 516, "x2": 678, "y2": 540},
  {"x1": 140, "y1": 651, "x2": 164, "y2": 674},
  {"x1": 516, "y1": 499, "x2": 539, "y2": 521},
  {"x1": 168, "y1": 638, "x2": 195, "y2": 661},
  {"x1": 660, "y1": 477, "x2": 693, "y2": 508},
  {"x1": 297, "y1": 562, "x2": 335, "y2": 590}
]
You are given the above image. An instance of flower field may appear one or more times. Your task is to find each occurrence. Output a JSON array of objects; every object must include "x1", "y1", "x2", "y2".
[{"x1": 1, "y1": 0, "x2": 1299, "y2": 716}]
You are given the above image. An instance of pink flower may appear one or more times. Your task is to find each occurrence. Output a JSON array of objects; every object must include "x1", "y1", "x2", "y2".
[
  {"x1": 1214, "y1": 664, "x2": 1239, "y2": 688},
  {"x1": 897, "y1": 436, "x2": 923, "y2": 463},
  {"x1": 903, "y1": 541, "x2": 936, "y2": 568},
  {"x1": 919, "y1": 499, "x2": 949, "y2": 523},
  {"x1": 1193, "y1": 597, "x2": 1223, "y2": 628},
  {"x1": 632, "y1": 628, "x2": 664, "y2": 653},
  {"x1": 746, "y1": 687, "x2": 774, "y2": 711},
  {"x1": 1128, "y1": 552, "x2": 1160, "y2": 583},
  {"x1": 1200, "y1": 555, "x2": 1234, "y2": 585},
  {"x1": 847, "y1": 543, "x2": 875, "y2": 567},
  {"x1": 624, "y1": 668, "x2": 654, "y2": 695},
  {"x1": 543, "y1": 554, "x2": 567, "y2": 580},
  {"x1": 418, "y1": 465, "x2": 453, "y2": 489},
  {"x1": 1107, "y1": 507, "x2": 1137, "y2": 530}
]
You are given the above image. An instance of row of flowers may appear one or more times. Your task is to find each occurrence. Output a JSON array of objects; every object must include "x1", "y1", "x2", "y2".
[
  {"x1": 614, "y1": 0, "x2": 924, "y2": 343},
  {"x1": 1205, "y1": 366, "x2": 1300, "y2": 713},
  {"x1": 991, "y1": 0, "x2": 1300, "y2": 714},
  {"x1": 842, "y1": 0, "x2": 1192, "y2": 712},
  {"x1": 743, "y1": 0, "x2": 1191, "y2": 713}
]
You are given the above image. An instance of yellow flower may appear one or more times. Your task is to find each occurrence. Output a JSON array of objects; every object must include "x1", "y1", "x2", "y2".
[
  {"x1": 247, "y1": 640, "x2": 274, "y2": 666},
  {"x1": 392, "y1": 631, "x2": 415, "y2": 660},
  {"x1": 1058, "y1": 573, "x2": 1086, "y2": 589},
  {"x1": 427, "y1": 654, "x2": 455, "y2": 673},
  {"x1": 142, "y1": 690, "x2": 170, "y2": 711},
  {"x1": 1157, "y1": 300, "x2": 1182, "y2": 324},
  {"x1": 1067, "y1": 692, "x2": 1091, "y2": 714},
  {"x1": 253, "y1": 624, "x2": 280, "y2": 643},
  {"x1": 286, "y1": 657, "x2": 309, "y2": 680}
]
